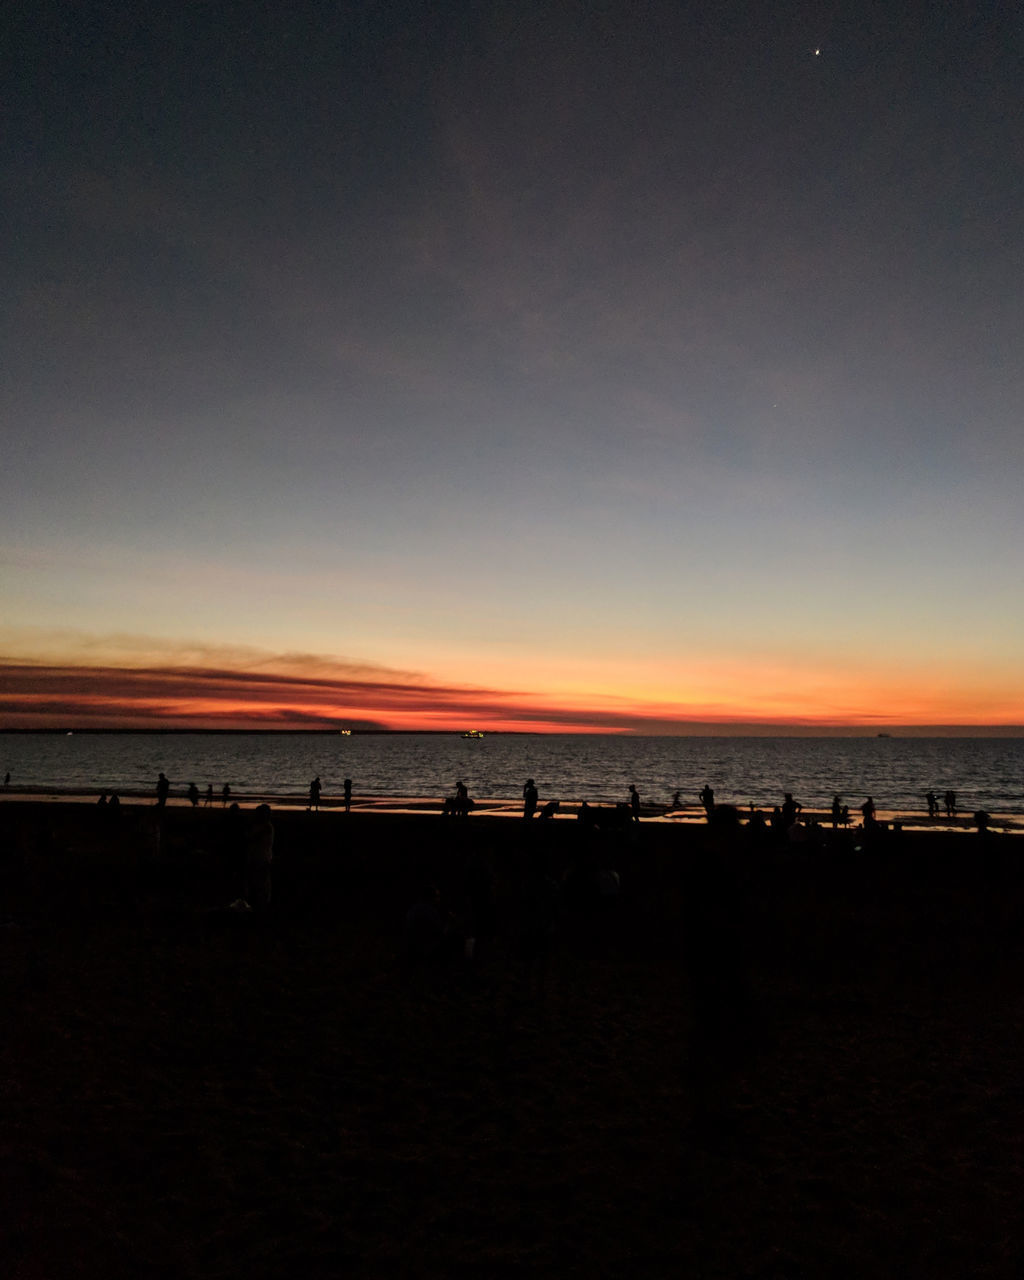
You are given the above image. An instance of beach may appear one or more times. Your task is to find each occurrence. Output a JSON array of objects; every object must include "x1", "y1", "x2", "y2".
[{"x1": 3, "y1": 801, "x2": 1022, "y2": 1277}]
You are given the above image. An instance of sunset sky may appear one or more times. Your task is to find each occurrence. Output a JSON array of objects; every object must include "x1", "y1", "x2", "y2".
[{"x1": 3, "y1": 1, "x2": 1022, "y2": 733}]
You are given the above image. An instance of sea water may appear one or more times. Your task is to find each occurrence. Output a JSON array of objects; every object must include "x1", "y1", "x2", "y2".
[{"x1": 2, "y1": 733, "x2": 1022, "y2": 813}]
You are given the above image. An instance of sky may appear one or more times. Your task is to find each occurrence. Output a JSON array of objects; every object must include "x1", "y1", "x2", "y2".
[{"x1": 2, "y1": 0, "x2": 1023, "y2": 733}]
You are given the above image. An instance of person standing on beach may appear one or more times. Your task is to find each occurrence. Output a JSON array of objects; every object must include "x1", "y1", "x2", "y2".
[
  {"x1": 455, "y1": 779, "x2": 470, "y2": 817},
  {"x1": 831, "y1": 795, "x2": 843, "y2": 829},
  {"x1": 308, "y1": 775, "x2": 322, "y2": 812},
  {"x1": 699, "y1": 784, "x2": 715, "y2": 817},
  {"x1": 156, "y1": 772, "x2": 170, "y2": 807},
  {"x1": 926, "y1": 790, "x2": 938, "y2": 818},
  {"x1": 343, "y1": 778, "x2": 352, "y2": 812},
  {"x1": 245, "y1": 804, "x2": 274, "y2": 908},
  {"x1": 523, "y1": 778, "x2": 538, "y2": 819},
  {"x1": 944, "y1": 789, "x2": 957, "y2": 818},
  {"x1": 860, "y1": 796, "x2": 876, "y2": 826},
  {"x1": 205, "y1": 783, "x2": 214, "y2": 807},
  {"x1": 781, "y1": 793, "x2": 801, "y2": 827},
  {"x1": 222, "y1": 782, "x2": 231, "y2": 806},
  {"x1": 628, "y1": 784, "x2": 641, "y2": 822},
  {"x1": 187, "y1": 782, "x2": 199, "y2": 808}
]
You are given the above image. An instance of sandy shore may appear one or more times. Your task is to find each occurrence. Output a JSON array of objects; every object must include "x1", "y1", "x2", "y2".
[
  {"x1": 3, "y1": 785, "x2": 1021, "y2": 834},
  {"x1": 3, "y1": 801, "x2": 1023, "y2": 1277}
]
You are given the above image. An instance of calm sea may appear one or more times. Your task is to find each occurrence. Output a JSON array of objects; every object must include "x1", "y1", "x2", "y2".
[{"x1": 2, "y1": 733, "x2": 1022, "y2": 813}]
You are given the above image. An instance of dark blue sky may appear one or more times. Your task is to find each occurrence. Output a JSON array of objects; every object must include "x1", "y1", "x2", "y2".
[{"x1": 3, "y1": 0, "x2": 1023, "y2": 728}]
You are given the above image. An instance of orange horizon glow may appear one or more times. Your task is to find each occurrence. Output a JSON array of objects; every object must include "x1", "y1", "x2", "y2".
[{"x1": 2, "y1": 656, "x2": 1023, "y2": 735}]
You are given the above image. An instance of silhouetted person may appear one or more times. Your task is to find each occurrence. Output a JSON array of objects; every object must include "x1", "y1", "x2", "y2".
[
  {"x1": 222, "y1": 783, "x2": 231, "y2": 807},
  {"x1": 699, "y1": 784, "x2": 715, "y2": 817},
  {"x1": 308, "y1": 775, "x2": 322, "y2": 811},
  {"x1": 831, "y1": 794, "x2": 842, "y2": 829},
  {"x1": 187, "y1": 782, "x2": 199, "y2": 808},
  {"x1": 628, "y1": 784, "x2": 641, "y2": 822},
  {"x1": 860, "y1": 796, "x2": 876, "y2": 825},
  {"x1": 944, "y1": 789, "x2": 957, "y2": 818},
  {"x1": 343, "y1": 778, "x2": 352, "y2": 812},
  {"x1": 523, "y1": 778, "x2": 538, "y2": 819},
  {"x1": 455, "y1": 779, "x2": 470, "y2": 818},
  {"x1": 538, "y1": 800, "x2": 559, "y2": 819},
  {"x1": 926, "y1": 790, "x2": 938, "y2": 818},
  {"x1": 156, "y1": 772, "x2": 170, "y2": 807},
  {"x1": 974, "y1": 809, "x2": 991, "y2": 836},
  {"x1": 405, "y1": 884, "x2": 452, "y2": 965},
  {"x1": 840, "y1": 804, "x2": 850, "y2": 828},
  {"x1": 97, "y1": 793, "x2": 107, "y2": 807},
  {"x1": 246, "y1": 804, "x2": 274, "y2": 908},
  {"x1": 205, "y1": 783, "x2": 214, "y2": 807},
  {"x1": 671, "y1": 790, "x2": 682, "y2": 809},
  {"x1": 108, "y1": 792, "x2": 120, "y2": 812},
  {"x1": 518, "y1": 849, "x2": 560, "y2": 994},
  {"x1": 781, "y1": 792, "x2": 801, "y2": 827}
]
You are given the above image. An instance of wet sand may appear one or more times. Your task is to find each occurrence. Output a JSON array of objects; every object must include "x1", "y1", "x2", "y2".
[{"x1": 3, "y1": 801, "x2": 1022, "y2": 1277}]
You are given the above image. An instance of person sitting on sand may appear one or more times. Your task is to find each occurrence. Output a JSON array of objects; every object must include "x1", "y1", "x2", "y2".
[
  {"x1": 538, "y1": 800, "x2": 559, "y2": 820},
  {"x1": 245, "y1": 804, "x2": 274, "y2": 908},
  {"x1": 523, "y1": 778, "x2": 538, "y2": 819}
]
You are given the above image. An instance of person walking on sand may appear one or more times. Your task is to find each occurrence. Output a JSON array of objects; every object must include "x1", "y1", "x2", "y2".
[
  {"x1": 156, "y1": 772, "x2": 170, "y2": 807},
  {"x1": 926, "y1": 790, "x2": 938, "y2": 818},
  {"x1": 308, "y1": 775, "x2": 322, "y2": 812},
  {"x1": 245, "y1": 804, "x2": 275, "y2": 908},
  {"x1": 343, "y1": 778, "x2": 352, "y2": 812},
  {"x1": 523, "y1": 778, "x2": 538, "y2": 819},
  {"x1": 628, "y1": 784, "x2": 641, "y2": 822},
  {"x1": 699, "y1": 783, "x2": 715, "y2": 817},
  {"x1": 222, "y1": 783, "x2": 231, "y2": 806}
]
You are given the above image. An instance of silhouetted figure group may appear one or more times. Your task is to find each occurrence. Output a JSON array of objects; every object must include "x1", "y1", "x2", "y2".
[{"x1": 443, "y1": 780, "x2": 473, "y2": 818}]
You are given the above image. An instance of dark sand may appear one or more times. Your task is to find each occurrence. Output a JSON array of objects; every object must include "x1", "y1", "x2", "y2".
[{"x1": 2, "y1": 802, "x2": 1022, "y2": 1278}]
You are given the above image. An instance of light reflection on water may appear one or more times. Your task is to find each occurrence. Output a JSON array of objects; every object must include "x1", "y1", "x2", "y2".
[{"x1": 2, "y1": 733, "x2": 1022, "y2": 813}]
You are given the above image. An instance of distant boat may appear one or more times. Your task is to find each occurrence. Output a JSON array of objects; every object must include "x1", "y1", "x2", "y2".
[
  {"x1": 339, "y1": 729, "x2": 351, "y2": 736},
  {"x1": 877, "y1": 733, "x2": 892, "y2": 738},
  {"x1": 461, "y1": 730, "x2": 485, "y2": 739}
]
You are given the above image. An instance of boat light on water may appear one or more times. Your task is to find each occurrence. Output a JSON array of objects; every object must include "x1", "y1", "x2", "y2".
[{"x1": 461, "y1": 729, "x2": 485, "y2": 739}]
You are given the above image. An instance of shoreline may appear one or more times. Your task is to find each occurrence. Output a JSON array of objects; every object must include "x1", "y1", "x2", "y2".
[{"x1": 2, "y1": 788, "x2": 1021, "y2": 834}]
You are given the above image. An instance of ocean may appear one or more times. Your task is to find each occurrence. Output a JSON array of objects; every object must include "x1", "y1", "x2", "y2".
[{"x1": 2, "y1": 733, "x2": 1022, "y2": 813}]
